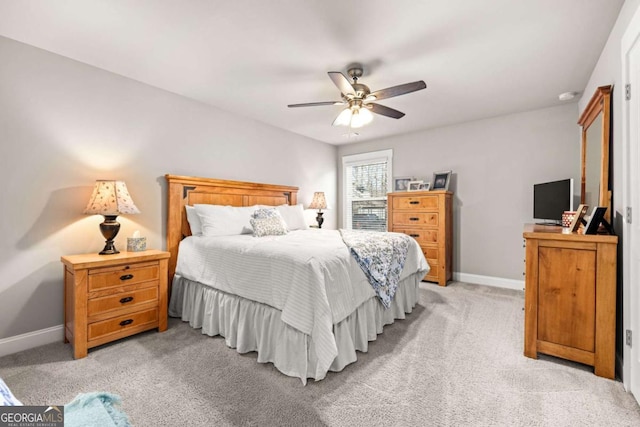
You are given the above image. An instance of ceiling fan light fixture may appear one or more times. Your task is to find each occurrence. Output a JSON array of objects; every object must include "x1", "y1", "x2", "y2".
[
  {"x1": 350, "y1": 106, "x2": 373, "y2": 128},
  {"x1": 358, "y1": 107, "x2": 373, "y2": 124},
  {"x1": 350, "y1": 109, "x2": 364, "y2": 128},
  {"x1": 333, "y1": 107, "x2": 353, "y2": 126},
  {"x1": 292, "y1": 65, "x2": 426, "y2": 127}
]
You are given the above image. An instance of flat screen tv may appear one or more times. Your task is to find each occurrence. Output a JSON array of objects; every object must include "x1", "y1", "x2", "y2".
[{"x1": 533, "y1": 179, "x2": 574, "y2": 225}]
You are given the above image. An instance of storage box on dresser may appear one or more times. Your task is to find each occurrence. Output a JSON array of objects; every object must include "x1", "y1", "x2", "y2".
[
  {"x1": 387, "y1": 190, "x2": 453, "y2": 286},
  {"x1": 61, "y1": 250, "x2": 170, "y2": 359},
  {"x1": 523, "y1": 224, "x2": 617, "y2": 378}
]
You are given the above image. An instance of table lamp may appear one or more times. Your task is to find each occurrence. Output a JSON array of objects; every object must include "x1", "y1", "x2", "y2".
[
  {"x1": 308, "y1": 192, "x2": 327, "y2": 228},
  {"x1": 84, "y1": 180, "x2": 140, "y2": 255}
]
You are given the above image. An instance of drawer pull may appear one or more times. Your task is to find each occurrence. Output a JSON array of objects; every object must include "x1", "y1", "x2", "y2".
[
  {"x1": 119, "y1": 296, "x2": 134, "y2": 304},
  {"x1": 119, "y1": 319, "x2": 134, "y2": 327},
  {"x1": 409, "y1": 201, "x2": 419, "y2": 205},
  {"x1": 409, "y1": 217, "x2": 419, "y2": 221},
  {"x1": 120, "y1": 274, "x2": 134, "y2": 281},
  {"x1": 409, "y1": 234, "x2": 420, "y2": 238}
]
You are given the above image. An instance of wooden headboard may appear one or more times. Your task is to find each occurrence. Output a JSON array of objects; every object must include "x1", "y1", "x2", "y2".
[{"x1": 165, "y1": 174, "x2": 298, "y2": 286}]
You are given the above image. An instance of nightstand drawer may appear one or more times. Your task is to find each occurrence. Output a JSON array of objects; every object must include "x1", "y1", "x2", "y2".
[
  {"x1": 88, "y1": 262, "x2": 159, "y2": 292},
  {"x1": 392, "y1": 195, "x2": 438, "y2": 210},
  {"x1": 88, "y1": 286, "x2": 159, "y2": 318},
  {"x1": 393, "y1": 228, "x2": 439, "y2": 245},
  {"x1": 88, "y1": 308, "x2": 158, "y2": 342},
  {"x1": 393, "y1": 212, "x2": 438, "y2": 227}
]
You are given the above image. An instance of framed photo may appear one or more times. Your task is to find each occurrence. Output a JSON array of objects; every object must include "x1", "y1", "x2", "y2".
[
  {"x1": 584, "y1": 206, "x2": 608, "y2": 235},
  {"x1": 407, "y1": 180, "x2": 423, "y2": 191},
  {"x1": 420, "y1": 182, "x2": 431, "y2": 191},
  {"x1": 394, "y1": 176, "x2": 414, "y2": 192},
  {"x1": 569, "y1": 204, "x2": 589, "y2": 233},
  {"x1": 431, "y1": 170, "x2": 452, "y2": 191}
]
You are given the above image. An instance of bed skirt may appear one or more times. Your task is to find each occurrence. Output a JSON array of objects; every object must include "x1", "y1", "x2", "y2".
[{"x1": 168, "y1": 273, "x2": 422, "y2": 384}]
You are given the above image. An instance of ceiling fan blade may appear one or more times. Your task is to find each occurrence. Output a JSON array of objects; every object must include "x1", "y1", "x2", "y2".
[
  {"x1": 328, "y1": 71, "x2": 355, "y2": 96},
  {"x1": 369, "y1": 81, "x2": 426, "y2": 101},
  {"x1": 288, "y1": 101, "x2": 344, "y2": 108},
  {"x1": 369, "y1": 103, "x2": 405, "y2": 119}
]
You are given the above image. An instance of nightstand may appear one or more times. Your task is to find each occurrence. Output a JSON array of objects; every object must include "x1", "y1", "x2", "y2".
[{"x1": 61, "y1": 250, "x2": 170, "y2": 359}]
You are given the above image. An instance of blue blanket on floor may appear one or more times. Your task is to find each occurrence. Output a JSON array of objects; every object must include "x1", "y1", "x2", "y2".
[
  {"x1": 65, "y1": 392, "x2": 131, "y2": 427},
  {"x1": 0, "y1": 378, "x2": 22, "y2": 406}
]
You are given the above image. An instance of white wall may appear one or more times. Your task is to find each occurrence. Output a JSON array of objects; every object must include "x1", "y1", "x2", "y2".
[
  {"x1": 338, "y1": 103, "x2": 580, "y2": 282},
  {"x1": 579, "y1": 0, "x2": 640, "y2": 230},
  {"x1": 577, "y1": 0, "x2": 640, "y2": 376},
  {"x1": 0, "y1": 36, "x2": 337, "y2": 340}
]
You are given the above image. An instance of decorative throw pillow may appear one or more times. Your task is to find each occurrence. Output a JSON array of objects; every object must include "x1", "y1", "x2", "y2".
[
  {"x1": 251, "y1": 208, "x2": 280, "y2": 219},
  {"x1": 250, "y1": 209, "x2": 288, "y2": 237},
  {"x1": 276, "y1": 204, "x2": 309, "y2": 231}
]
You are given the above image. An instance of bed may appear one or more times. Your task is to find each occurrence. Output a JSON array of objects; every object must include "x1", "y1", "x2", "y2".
[{"x1": 165, "y1": 175, "x2": 429, "y2": 384}]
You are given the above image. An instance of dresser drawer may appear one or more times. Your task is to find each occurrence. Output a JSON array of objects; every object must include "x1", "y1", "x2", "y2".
[
  {"x1": 392, "y1": 195, "x2": 439, "y2": 210},
  {"x1": 424, "y1": 268, "x2": 440, "y2": 283},
  {"x1": 88, "y1": 308, "x2": 158, "y2": 342},
  {"x1": 422, "y1": 247, "x2": 439, "y2": 263},
  {"x1": 88, "y1": 286, "x2": 159, "y2": 318},
  {"x1": 88, "y1": 262, "x2": 159, "y2": 292},
  {"x1": 393, "y1": 228, "x2": 439, "y2": 246},
  {"x1": 393, "y1": 212, "x2": 438, "y2": 227}
]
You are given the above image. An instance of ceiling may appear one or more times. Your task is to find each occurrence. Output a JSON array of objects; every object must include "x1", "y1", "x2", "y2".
[{"x1": 0, "y1": 1, "x2": 624, "y2": 145}]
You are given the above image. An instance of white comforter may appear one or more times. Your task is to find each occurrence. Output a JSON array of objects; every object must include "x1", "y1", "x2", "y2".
[{"x1": 174, "y1": 229, "x2": 429, "y2": 378}]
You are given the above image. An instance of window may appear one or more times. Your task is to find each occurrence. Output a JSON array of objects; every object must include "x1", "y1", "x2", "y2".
[{"x1": 342, "y1": 149, "x2": 392, "y2": 231}]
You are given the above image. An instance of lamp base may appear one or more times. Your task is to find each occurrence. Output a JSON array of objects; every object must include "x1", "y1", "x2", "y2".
[
  {"x1": 99, "y1": 215, "x2": 121, "y2": 255},
  {"x1": 99, "y1": 242, "x2": 120, "y2": 255},
  {"x1": 316, "y1": 211, "x2": 324, "y2": 229}
]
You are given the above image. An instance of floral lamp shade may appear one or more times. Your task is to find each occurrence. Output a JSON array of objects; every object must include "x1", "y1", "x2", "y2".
[
  {"x1": 84, "y1": 180, "x2": 140, "y2": 215},
  {"x1": 308, "y1": 192, "x2": 327, "y2": 211},
  {"x1": 84, "y1": 180, "x2": 140, "y2": 255}
]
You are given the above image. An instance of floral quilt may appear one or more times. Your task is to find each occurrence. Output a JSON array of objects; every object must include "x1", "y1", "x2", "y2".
[{"x1": 339, "y1": 229, "x2": 410, "y2": 309}]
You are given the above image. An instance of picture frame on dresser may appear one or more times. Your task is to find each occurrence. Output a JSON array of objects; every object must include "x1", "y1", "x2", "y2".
[
  {"x1": 407, "y1": 180, "x2": 423, "y2": 191},
  {"x1": 583, "y1": 206, "x2": 613, "y2": 235},
  {"x1": 431, "y1": 171, "x2": 452, "y2": 191},
  {"x1": 569, "y1": 204, "x2": 589, "y2": 233},
  {"x1": 394, "y1": 176, "x2": 414, "y2": 191},
  {"x1": 420, "y1": 182, "x2": 431, "y2": 191}
]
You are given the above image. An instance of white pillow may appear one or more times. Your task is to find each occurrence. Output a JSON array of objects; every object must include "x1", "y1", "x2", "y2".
[
  {"x1": 185, "y1": 206, "x2": 203, "y2": 236},
  {"x1": 276, "y1": 204, "x2": 309, "y2": 231},
  {"x1": 195, "y1": 204, "x2": 261, "y2": 237}
]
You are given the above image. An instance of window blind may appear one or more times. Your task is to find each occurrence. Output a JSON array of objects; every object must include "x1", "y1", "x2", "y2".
[{"x1": 342, "y1": 150, "x2": 392, "y2": 231}]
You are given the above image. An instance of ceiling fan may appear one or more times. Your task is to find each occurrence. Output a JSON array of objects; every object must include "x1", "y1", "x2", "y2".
[{"x1": 288, "y1": 65, "x2": 426, "y2": 128}]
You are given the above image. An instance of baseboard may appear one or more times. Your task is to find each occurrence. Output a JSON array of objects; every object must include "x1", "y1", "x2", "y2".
[
  {"x1": 453, "y1": 272, "x2": 525, "y2": 291},
  {"x1": 0, "y1": 325, "x2": 64, "y2": 358}
]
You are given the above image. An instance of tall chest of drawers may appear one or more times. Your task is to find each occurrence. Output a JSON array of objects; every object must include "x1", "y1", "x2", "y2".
[
  {"x1": 61, "y1": 250, "x2": 170, "y2": 359},
  {"x1": 387, "y1": 190, "x2": 453, "y2": 286}
]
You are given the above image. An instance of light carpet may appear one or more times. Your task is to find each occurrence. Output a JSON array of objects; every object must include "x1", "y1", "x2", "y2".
[{"x1": 1, "y1": 282, "x2": 639, "y2": 426}]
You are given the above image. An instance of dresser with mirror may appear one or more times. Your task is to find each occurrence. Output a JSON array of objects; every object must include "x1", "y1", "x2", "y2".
[{"x1": 523, "y1": 85, "x2": 617, "y2": 379}]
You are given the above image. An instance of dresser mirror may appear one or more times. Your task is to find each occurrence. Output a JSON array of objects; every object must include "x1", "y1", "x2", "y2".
[{"x1": 578, "y1": 85, "x2": 612, "y2": 222}]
